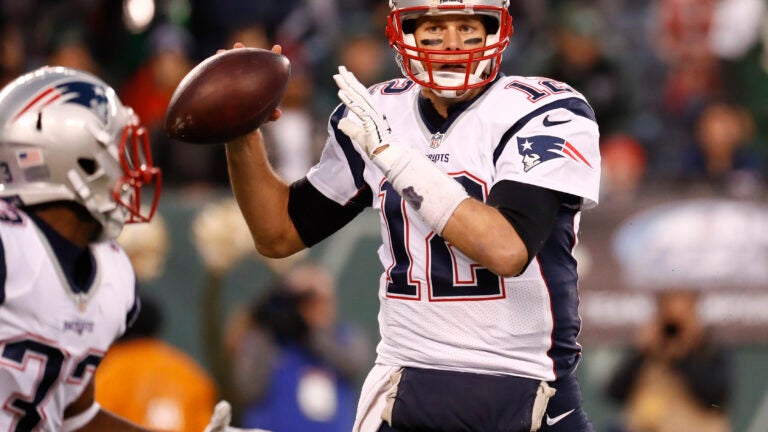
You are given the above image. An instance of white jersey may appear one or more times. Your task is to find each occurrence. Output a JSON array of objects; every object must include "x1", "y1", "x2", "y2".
[
  {"x1": 0, "y1": 202, "x2": 137, "y2": 431},
  {"x1": 308, "y1": 74, "x2": 600, "y2": 382}
]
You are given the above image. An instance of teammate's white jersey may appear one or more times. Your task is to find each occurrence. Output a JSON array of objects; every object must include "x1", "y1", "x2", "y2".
[
  {"x1": 0, "y1": 202, "x2": 137, "y2": 431},
  {"x1": 308, "y1": 74, "x2": 600, "y2": 382}
]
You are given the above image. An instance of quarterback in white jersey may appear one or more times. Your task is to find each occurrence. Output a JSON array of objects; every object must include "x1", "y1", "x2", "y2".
[
  {"x1": 315, "y1": 72, "x2": 598, "y2": 381},
  {"x1": 220, "y1": 0, "x2": 600, "y2": 431},
  {"x1": 0, "y1": 67, "x2": 161, "y2": 431}
]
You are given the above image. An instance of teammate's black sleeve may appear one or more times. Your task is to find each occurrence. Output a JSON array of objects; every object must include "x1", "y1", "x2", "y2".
[
  {"x1": 288, "y1": 177, "x2": 372, "y2": 247},
  {"x1": 487, "y1": 180, "x2": 579, "y2": 268}
]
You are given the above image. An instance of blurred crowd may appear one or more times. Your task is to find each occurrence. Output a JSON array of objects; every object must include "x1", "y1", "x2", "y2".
[
  {"x1": 2, "y1": 0, "x2": 766, "y2": 200},
  {"x1": 3, "y1": 2, "x2": 764, "y2": 430}
]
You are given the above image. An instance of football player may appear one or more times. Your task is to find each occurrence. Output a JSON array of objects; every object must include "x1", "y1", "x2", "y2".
[
  {"x1": 0, "y1": 67, "x2": 162, "y2": 431},
  {"x1": 217, "y1": 0, "x2": 600, "y2": 431}
]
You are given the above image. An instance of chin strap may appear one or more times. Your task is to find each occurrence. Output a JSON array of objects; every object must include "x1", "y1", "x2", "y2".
[{"x1": 67, "y1": 169, "x2": 123, "y2": 240}]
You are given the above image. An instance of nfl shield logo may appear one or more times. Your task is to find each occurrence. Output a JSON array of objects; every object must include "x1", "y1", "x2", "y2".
[{"x1": 430, "y1": 132, "x2": 444, "y2": 149}]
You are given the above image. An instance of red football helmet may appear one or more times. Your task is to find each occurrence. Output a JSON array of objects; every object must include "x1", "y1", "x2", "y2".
[{"x1": 386, "y1": 0, "x2": 514, "y2": 98}]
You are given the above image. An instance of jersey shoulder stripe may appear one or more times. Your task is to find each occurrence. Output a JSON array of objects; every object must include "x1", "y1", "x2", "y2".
[
  {"x1": 0, "y1": 234, "x2": 5, "y2": 305},
  {"x1": 493, "y1": 96, "x2": 596, "y2": 164},
  {"x1": 126, "y1": 281, "x2": 140, "y2": 328},
  {"x1": 329, "y1": 103, "x2": 366, "y2": 189}
]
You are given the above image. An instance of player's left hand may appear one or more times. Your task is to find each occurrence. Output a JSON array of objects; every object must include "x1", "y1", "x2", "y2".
[
  {"x1": 204, "y1": 401, "x2": 272, "y2": 432},
  {"x1": 334, "y1": 66, "x2": 395, "y2": 157}
]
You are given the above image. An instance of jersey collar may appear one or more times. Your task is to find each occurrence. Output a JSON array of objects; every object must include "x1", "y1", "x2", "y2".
[
  {"x1": 417, "y1": 73, "x2": 504, "y2": 135},
  {"x1": 28, "y1": 212, "x2": 97, "y2": 294}
]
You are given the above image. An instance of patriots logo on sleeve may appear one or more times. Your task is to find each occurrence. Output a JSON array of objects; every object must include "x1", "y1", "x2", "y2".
[
  {"x1": 517, "y1": 135, "x2": 593, "y2": 172},
  {"x1": 13, "y1": 81, "x2": 109, "y2": 125}
]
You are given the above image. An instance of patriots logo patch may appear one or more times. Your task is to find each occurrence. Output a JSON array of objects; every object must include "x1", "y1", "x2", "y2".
[
  {"x1": 14, "y1": 81, "x2": 110, "y2": 125},
  {"x1": 517, "y1": 135, "x2": 593, "y2": 172}
]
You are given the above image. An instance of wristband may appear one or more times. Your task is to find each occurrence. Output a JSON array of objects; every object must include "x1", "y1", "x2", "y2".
[
  {"x1": 63, "y1": 402, "x2": 101, "y2": 432},
  {"x1": 373, "y1": 144, "x2": 468, "y2": 234}
]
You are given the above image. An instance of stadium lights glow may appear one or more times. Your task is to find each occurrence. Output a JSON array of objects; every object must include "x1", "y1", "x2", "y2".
[{"x1": 123, "y1": 0, "x2": 156, "y2": 33}]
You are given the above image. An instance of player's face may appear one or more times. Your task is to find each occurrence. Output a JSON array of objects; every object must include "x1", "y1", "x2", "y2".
[{"x1": 413, "y1": 15, "x2": 488, "y2": 75}]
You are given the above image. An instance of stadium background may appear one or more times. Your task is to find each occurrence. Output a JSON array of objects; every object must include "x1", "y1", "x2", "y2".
[{"x1": 2, "y1": 0, "x2": 767, "y2": 430}]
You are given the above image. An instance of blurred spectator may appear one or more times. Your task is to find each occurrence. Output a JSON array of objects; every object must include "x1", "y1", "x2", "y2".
[
  {"x1": 96, "y1": 212, "x2": 218, "y2": 431},
  {"x1": 191, "y1": 196, "x2": 309, "y2": 412},
  {"x1": 189, "y1": 0, "x2": 339, "y2": 72},
  {"x1": 712, "y1": 0, "x2": 768, "y2": 162},
  {"x1": 45, "y1": 26, "x2": 100, "y2": 75},
  {"x1": 0, "y1": 20, "x2": 26, "y2": 87},
  {"x1": 273, "y1": 0, "x2": 340, "y2": 73},
  {"x1": 600, "y1": 133, "x2": 648, "y2": 203},
  {"x1": 125, "y1": 23, "x2": 230, "y2": 189},
  {"x1": 95, "y1": 296, "x2": 219, "y2": 432},
  {"x1": 679, "y1": 97, "x2": 763, "y2": 196},
  {"x1": 651, "y1": 0, "x2": 724, "y2": 117},
  {"x1": 260, "y1": 70, "x2": 323, "y2": 183},
  {"x1": 337, "y1": 32, "x2": 391, "y2": 87},
  {"x1": 225, "y1": 23, "x2": 270, "y2": 51},
  {"x1": 121, "y1": 23, "x2": 194, "y2": 131},
  {"x1": 229, "y1": 262, "x2": 372, "y2": 432},
  {"x1": 222, "y1": 23, "x2": 323, "y2": 183},
  {"x1": 708, "y1": 0, "x2": 766, "y2": 62},
  {"x1": 541, "y1": 3, "x2": 630, "y2": 136},
  {"x1": 605, "y1": 289, "x2": 733, "y2": 432},
  {"x1": 118, "y1": 211, "x2": 170, "y2": 282}
]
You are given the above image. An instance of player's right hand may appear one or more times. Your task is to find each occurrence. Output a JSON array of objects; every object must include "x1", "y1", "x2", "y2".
[
  {"x1": 334, "y1": 66, "x2": 395, "y2": 157},
  {"x1": 204, "y1": 401, "x2": 272, "y2": 432}
]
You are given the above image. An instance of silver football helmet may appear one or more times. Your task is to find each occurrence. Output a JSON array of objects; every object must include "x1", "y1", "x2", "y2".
[
  {"x1": 386, "y1": 0, "x2": 514, "y2": 98},
  {"x1": 0, "y1": 66, "x2": 161, "y2": 240}
]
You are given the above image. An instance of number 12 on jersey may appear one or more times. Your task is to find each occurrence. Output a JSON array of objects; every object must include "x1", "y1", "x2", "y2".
[{"x1": 379, "y1": 174, "x2": 506, "y2": 302}]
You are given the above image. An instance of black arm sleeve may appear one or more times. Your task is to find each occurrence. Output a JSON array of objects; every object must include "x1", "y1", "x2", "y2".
[
  {"x1": 288, "y1": 177, "x2": 372, "y2": 247},
  {"x1": 487, "y1": 180, "x2": 579, "y2": 268}
]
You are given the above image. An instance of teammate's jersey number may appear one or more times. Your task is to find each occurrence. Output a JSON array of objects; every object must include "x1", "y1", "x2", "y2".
[
  {"x1": 381, "y1": 174, "x2": 504, "y2": 301},
  {"x1": 1, "y1": 338, "x2": 102, "y2": 431}
]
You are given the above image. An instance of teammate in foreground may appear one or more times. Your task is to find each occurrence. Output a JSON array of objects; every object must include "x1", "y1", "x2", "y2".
[
  {"x1": 0, "y1": 66, "x2": 162, "y2": 431},
  {"x1": 222, "y1": 0, "x2": 600, "y2": 430}
]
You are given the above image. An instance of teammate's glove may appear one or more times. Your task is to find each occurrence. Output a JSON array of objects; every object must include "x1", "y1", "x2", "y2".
[
  {"x1": 334, "y1": 66, "x2": 394, "y2": 157},
  {"x1": 204, "y1": 401, "x2": 271, "y2": 432}
]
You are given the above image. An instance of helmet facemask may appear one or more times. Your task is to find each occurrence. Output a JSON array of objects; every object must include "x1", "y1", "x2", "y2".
[
  {"x1": 387, "y1": 0, "x2": 514, "y2": 98},
  {"x1": 74, "y1": 121, "x2": 162, "y2": 240}
]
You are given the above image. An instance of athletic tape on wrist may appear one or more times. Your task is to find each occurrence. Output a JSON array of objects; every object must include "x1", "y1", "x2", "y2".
[
  {"x1": 373, "y1": 144, "x2": 468, "y2": 234},
  {"x1": 63, "y1": 402, "x2": 101, "y2": 432}
]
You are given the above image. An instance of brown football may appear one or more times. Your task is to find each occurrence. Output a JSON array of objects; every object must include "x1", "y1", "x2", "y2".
[{"x1": 164, "y1": 48, "x2": 291, "y2": 144}]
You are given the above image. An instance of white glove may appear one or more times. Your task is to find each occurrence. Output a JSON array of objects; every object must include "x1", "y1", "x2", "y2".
[
  {"x1": 334, "y1": 66, "x2": 394, "y2": 157},
  {"x1": 332, "y1": 65, "x2": 469, "y2": 235},
  {"x1": 204, "y1": 401, "x2": 272, "y2": 432}
]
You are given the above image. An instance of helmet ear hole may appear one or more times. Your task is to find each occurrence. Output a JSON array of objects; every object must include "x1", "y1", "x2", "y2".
[{"x1": 78, "y1": 158, "x2": 98, "y2": 175}]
